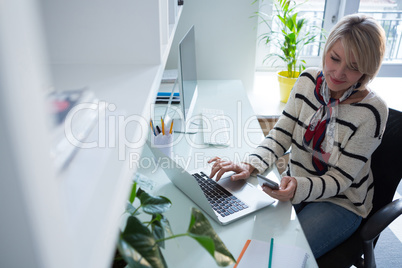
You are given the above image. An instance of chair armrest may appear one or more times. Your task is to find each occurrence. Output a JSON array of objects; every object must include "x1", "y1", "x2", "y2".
[
  {"x1": 359, "y1": 198, "x2": 402, "y2": 268},
  {"x1": 360, "y1": 198, "x2": 402, "y2": 242}
]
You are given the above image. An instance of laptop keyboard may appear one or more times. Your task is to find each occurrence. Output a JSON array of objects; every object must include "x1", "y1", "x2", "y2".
[{"x1": 192, "y1": 172, "x2": 249, "y2": 217}]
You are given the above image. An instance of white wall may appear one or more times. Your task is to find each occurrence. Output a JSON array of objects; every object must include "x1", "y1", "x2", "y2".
[{"x1": 166, "y1": 0, "x2": 258, "y2": 92}]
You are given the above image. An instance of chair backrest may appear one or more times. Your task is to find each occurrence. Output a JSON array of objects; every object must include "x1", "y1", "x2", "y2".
[{"x1": 369, "y1": 108, "x2": 402, "y2": 218}]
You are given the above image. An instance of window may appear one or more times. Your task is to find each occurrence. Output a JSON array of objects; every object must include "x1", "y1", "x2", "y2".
[
  {"x1": 359, "y1": 0, "x2": 402, "y2": 62},
  {"x1": 255, "y1": 0, "x2": 402, "y2": 76}
]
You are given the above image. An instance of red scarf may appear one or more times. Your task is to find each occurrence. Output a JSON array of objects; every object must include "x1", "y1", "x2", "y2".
[{"x1": 303, "y1": 72, "x2": 358, "y2": 174}]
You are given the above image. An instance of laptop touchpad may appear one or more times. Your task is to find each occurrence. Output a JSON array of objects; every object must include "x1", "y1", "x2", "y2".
[{"x1": 218, "y1": 176, "x2": 247, "y2": 193}]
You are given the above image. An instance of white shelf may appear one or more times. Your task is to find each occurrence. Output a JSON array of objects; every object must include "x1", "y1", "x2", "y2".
[
  {"x1": 49, "y1": 4, "x2": 183, "y2": 267},
  {"x1": 0, "y1": 0, "x2": 183, "y2": 267},
  {"x1": 42, "y1": 0, "x2": 161, "y2": 65}
]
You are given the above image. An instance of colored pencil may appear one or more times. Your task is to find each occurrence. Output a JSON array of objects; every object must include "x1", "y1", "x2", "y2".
[
  {"x1": 161, "y1": 117, "x2": 165, "y2": 135},
  {"x1": 169, "y1": 119, "x2": 174, "y2": 134},
  {"x1": 150, "y1": 120, "x2": 156, "y2": 136},
  {"x1": 268, "y1": 238, "x2": 274, "y2": 268}
]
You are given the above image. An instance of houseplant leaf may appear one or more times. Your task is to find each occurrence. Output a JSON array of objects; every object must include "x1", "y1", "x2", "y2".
[
  {"x1": 117, "y1": 239, "x2": 151, "y2": 268},
  {"x1": 129, "y1": 182, "x2": 137, "y2": 203},
  {"x1": 253, "y1": 0, "x2": 326, "y2": 80},
  {"x1": 187, "y1": 233, "x2": 216, "y2": 256},
  {"x1": 126, "y1": 201, "x2": 138, "y2": 216},
  {"x1": 122, "y1": 215, "x2": 167, "y2": 268},
  {"x1": 139, "y1": 190, "x2": 172, "y2": 214},
  {"x1": 187, "y1": 208, "x2": 236, "y2": 266},
  {"x1": 151, "y1": 214, "x2": 173, "y2": 249},
  {"x1": 151, "y1": 214, "x2": 165, "y2": 248}
]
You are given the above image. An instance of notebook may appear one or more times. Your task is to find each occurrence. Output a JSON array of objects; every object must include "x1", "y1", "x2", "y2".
[
  {"x1": 146, "y1": 140, "x2": 275, "y2": 225},
  {"x1": 235, "y1": 239, "x2": 309, "y2": 268}
]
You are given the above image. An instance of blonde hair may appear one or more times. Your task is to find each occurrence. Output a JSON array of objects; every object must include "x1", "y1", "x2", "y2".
[{"x1": 322, "y1": 14, "x2": 386, "y2": 89}]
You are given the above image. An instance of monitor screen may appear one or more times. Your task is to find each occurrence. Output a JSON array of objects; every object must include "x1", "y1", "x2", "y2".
[{"x1": 178, "y1": 25, "x2": 198, "y2": 130}]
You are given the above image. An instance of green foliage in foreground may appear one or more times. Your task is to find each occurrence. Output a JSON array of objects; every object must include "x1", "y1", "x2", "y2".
[{"x1": 115, "y1": 183, "x2": 236, "y2": 268}]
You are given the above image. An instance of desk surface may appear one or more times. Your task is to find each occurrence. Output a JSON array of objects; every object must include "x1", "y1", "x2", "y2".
[{"x1": 141, "y1": 80, "x2": 317, "y2": 267}]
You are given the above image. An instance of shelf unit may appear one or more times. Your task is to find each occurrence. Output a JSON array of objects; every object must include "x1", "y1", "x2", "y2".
[{"x1": 0, "y1": 0, "x2": 182, "y2": 268}]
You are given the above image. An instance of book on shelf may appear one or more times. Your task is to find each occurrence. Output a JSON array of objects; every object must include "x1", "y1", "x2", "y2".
[
  {"x1": 235, "y1": 239, "x2": 309, "y2": 268},
  {"x1": 48, "y1": 88, "x2": 100, "y2": 171},
  {"x1": 155, "y1": 92, "x2": 180, "y2": 104},
  {"x1": 156, "y1": 81, "x2": 180, "y2": 104},
  {"x1": 161, "y1": 68, "x2": 178, "y2": 83}
]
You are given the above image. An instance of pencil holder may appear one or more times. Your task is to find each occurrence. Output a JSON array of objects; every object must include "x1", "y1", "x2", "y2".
[{"x1": 151, "y1": 133, "x2": 174, "y2": 158}]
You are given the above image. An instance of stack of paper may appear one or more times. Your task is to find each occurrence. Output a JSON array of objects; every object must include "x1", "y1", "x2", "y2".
[
  {"x1": 161, "y1": 69, "x2": 178, "y2": 83},
  {"x1": 235, "y1": 239, "x2": 309, "y2": 268}
]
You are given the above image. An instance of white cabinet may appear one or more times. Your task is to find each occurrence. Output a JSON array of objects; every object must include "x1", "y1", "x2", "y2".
[{"x1": 0, "y1": 0, "x2": 182, "y2": 267}]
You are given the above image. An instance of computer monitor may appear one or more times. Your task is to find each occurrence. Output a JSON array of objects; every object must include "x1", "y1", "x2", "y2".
[
  {"x1": 163, "y1": 25, "x2": 198, "y2": 133},
  {"x1": 179, "y1": 25, "x2": 198, "y2": 124}
]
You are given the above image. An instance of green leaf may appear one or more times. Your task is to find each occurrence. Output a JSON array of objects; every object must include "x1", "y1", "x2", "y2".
[
  {"x1": 160, "y1": 214, "x2": 174, "y2": 238},
  {"x1": 286, "y1": 16, "x2": 295, "y2": 32},
  {"x1": 139, "y1": 191, "x2": 172, "y2": 215},
  {"x1": 129, "y1": 182, "x2": 137, "y2": 204},
  {"x1": 278, "y1": 15, "x2": 286, "y2": 26},
  {"x1": 254, "y1": 0, "x2": 327, "y2": 74},
  {"x1": 122, "y1": 216, "x2": 167, "y2": 268},
  {"x1": 151, "y1": 214, "x2": 173, "y2": 249},
  {"x1": 280, "y1": 0, "x2": 290, "y2": 12},
  {"x1": 126, "y1": 201, "x2": 138, "y2": 216},
  {"x1": 153, "y1": 225, "x2": 165, "y2": 248},
  {"x1": 137, "y1": 187, "x2": 146, "y2": 198},
  {"x1": 187, "y1": 208, "x2": 236, "y2": 266},
  {"x1": 187, "y1": 233, "x2": 216, "y2": 256},
  {"x1": 296, "y1": 18, "x2": 305, "y2": 32},
  {"x1": 287, "y1": 32, "x2": 296, "y2": 43},
  {"x1": 117, "y1": 239, "x2": 150, "y2": 268}
]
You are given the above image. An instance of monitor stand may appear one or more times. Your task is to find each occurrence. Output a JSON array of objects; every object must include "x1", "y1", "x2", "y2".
[
  {"x1": 163, "y1": 116, "x2": 198, "y2": 134},
  {"x1": 162, "y1": 79, "x2": 197, "y2": 134}
]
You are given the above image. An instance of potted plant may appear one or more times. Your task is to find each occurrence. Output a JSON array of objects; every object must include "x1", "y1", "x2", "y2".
[
  {"x1": 253, "y1": 0, "x2": 325, "y2": 102},
  {"x1": 113, "y1": 181, "x2": 236, "y2": 268}
]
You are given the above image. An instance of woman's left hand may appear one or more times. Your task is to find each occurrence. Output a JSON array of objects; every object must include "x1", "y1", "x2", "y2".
[{"x1": 262, "y1": 176, "x2": 297, "y2": 202}]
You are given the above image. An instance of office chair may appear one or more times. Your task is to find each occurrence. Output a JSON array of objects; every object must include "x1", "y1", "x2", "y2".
[{"x1": 316, "y1": 108, "x2": 402, "y2": 268}]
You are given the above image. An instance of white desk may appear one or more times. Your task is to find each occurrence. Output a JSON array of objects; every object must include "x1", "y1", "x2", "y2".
[{"x1": 139, "y1": 80, "x2": 317, "y2": 267}]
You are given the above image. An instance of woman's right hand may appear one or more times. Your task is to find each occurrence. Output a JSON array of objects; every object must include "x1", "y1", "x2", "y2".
[
  {"x1": 262, "y1": 176, "x2": 297, "y2": 202},
  {"x1": 208, "y1": 157, "x2": 255, "y2": 182}
]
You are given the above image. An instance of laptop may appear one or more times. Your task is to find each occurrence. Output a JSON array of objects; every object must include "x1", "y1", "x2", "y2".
[{"x1": 146, "y1": 140, "x2": 276, "y2": 225}]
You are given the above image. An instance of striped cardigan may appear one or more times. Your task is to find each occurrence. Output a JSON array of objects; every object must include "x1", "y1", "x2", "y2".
[{"x1": 247, "y1": 67, "x2": 388, "y2": 218}]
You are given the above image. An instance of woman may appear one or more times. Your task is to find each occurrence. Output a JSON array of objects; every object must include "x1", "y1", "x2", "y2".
[{"x1": 209, "y1": 14, "x2": 388, "y2": 258}]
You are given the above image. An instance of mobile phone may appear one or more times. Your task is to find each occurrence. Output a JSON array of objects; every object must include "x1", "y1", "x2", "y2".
[{"x1": 257, "y1": 174, "x2": 280, "y2": 190}]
